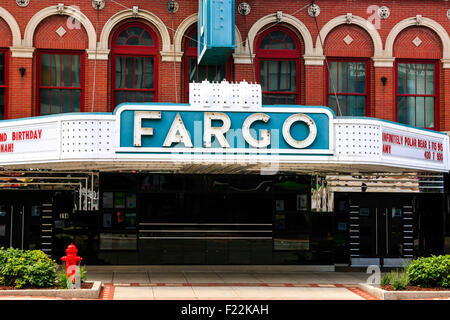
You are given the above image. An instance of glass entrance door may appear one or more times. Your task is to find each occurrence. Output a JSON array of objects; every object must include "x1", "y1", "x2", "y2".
[
  {"x1": 348, "y1": 195, "x2": 413, "y2": 267},
  {"x1": 0, "y1": 202, "x2": 42, "y2": 250}
]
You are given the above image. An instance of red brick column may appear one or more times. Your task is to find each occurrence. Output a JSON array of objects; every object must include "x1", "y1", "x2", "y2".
[
  {"x1": 304, "y1": 64, "x2": 324, "y2": 106},
  {"x1": 373, "y1": 66, "x2": 395, "y2": 122},
  {"x1": 234, "y1": 64, "x2": 254, "y2": 83},
  {"x1": 159, "y1": 60, "x2": 182, "y2": 103},
  {"x1": 85, "y1": 58, "x2": 108, "y2": 112},
  {"x1": 442, "y1": 67, "x2": 450, "y2": 131},
  {"x1": 8, "y1": 56, "x2": 33, "y2": 119}
]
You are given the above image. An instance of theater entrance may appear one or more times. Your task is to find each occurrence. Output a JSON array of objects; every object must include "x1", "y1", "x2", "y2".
[{"x1": 335, "y1": 193, "x2": 415, "y2": 267}]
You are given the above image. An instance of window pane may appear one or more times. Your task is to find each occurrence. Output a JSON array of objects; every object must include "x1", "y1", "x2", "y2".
[
  {"x1": 51, "y1": 89, "x2": 60, "y2": 114},
  {"x1": 144, "y1": 92, "x2": 154, "y2": 102},
  {"x1": 268, "y1": 61, "x2": 278, "y2": 91},
  {"x1": 61, "y1": 55, "x2": 72, "y2": 87},
  {"x1": 356, "y1": 63, "x2": 366, "y2": 93},
  {"x1": 275, "y1": 94, "x2": 296, "y2": 105},
  {"x1": 61, "y1": 89, "x2": 71, "y2": 113},
  {"x1": 116, "y1": 56, "x2": 124, "y2": 89},
  {"x1": 260, "y1": 31, "x2": 296, "y2": 50},
  {"x1": 189, "y1": 58, "x2": 198, "y2": 83},
  {"x1": 426, "y1": 64, "x2": 434, "y2": 95},
  {"x1": 407, "y1": 64, "x2": 416, "y2": 94},
  {"x1": 416, "y1": 97, "x2": 425, "y2": 128},
  {"x1": 115, "y1": 91, "x2": 124, "y2": 105},
  {"x1": 41, "y1": 54, "x2": 52, "y2": 86},
  {"x1": 71, "y1": 55, "x2": 81, "y2": 88},
  {"x1": 125, "y1": 91, "x2": 135, "y2": 102},
  {"x1": 348, "y1": 63, "x2": 357, "y2": 93},
  {"x1": 263, "y1": 94, "x2": 277, "y2": 105},
  {"x1": 338, "y1": 62, "x2": 347, "y2": 93},
  {"x1": 328, "y1": 95, "x2": 347, "y2": 116},
  {"x1": 289, "y1": 61, "x2": 296, "y2": 92},
  {"x1": 135, "y1": 91, "x2": 145, "y2": 103},
  {"x1": 356, "y1": 96, "x2": 366, "y2": 116},
  {"x1": 135, "y1": 57, "x2": 144, "y2": 89},
  {"x1": 51, "y1": 55, "x2": 60, "y2": 87},
  {"x1": 141, "y1": 30, "x2": 154, "y2": 46},
  {"x1": 338, "y1": 95, "x2": 346, "y2": 115},
  {"x1": 416, "y1": 64, "x2": 425, "y2": 95},
  {"x1": 397, "y1": 96, "x2": 406, "y2": 124},
  {"x1": 40, "y1": 89, "x2": 51, "y2": 115},
  {"x1": 425, "y1": 97, "x2": 434, "y2": 128},
  {"x1": 406, "y1": 96, "x2": 415, "y2": 126},
  {"x1": 0, "y1": 53, "x2": 4, "y2": 86},
  {"x1": 259, "y1": 61, "x2": 268, "y2": 91},
  {"x1": 329, "y1": 62, "x2": 338, "y2": 94},
  {"x1": 328, "y1": 95, "x2": 337, "y2": 115},
  {"x1": 71, "y1": 90, "x2": 81, "y2": 112},
  {"x1": 144, "y1": 57, "x2": 154, "y2": 89},
  {"x1": 189, "y1": 33, "x2": 197, "y2": 48},
  {"x1": 0, "y1": 88, "x2": 4, "y2": 120},
  {"x1": 279, "y1": 61, "x2": 288, "y2": 91},
  {"x1": 347, "y1": 95, "x2": 356, "y2": 116},
  {"x1": 116, "y1": 30, "x2": 128, "y2": 45},
  {"x1": 397, "y1": 63, "x2": 407, "y2": 94},
  {"x1": 125, "y1": 57, "x2": 135, "y2": 89}
]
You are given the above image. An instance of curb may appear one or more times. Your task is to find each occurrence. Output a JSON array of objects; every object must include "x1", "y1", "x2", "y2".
[
  {"x1": 0, "y1": 281, "x2": 102, "y2": 299},
  {"x1": 358, "y1": 283, "x2": 450, "y2": 300}
]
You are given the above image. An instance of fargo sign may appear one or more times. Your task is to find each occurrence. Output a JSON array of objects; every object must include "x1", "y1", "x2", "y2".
[{"x1": 115, "y1": 105, "x2": 334, "y2": 156}]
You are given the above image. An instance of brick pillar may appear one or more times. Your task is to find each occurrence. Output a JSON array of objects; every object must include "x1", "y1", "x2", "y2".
[
  {"x1": 159, "y1": 60, "x2": 182, "y2": 103},
  {"x1": 304, "y1": 64, "x2": 324, "y2": 106},
  {"x1": 8, "y1": 56, "x2": 33, "y2": 119},
  {"x1": 85, "y1": 58, "x2": 108, "y2": 112},
  {"x1": 373, "y1": 66, "x2": 395, "y2": 122},
  {"x1": 441, "y1": 67, "x2": 450, "y2": 131},
  {"x1": 234, "y1": 64, "x2": 254, "y2": 83}
]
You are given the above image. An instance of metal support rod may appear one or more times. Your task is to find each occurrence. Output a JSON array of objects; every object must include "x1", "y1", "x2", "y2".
[
  {"x1": 21, "y1": 206, "x2": 24, "y2": 250},
  {"x1": 9, "y1": 205, "x2": 13, "y2": 248}
]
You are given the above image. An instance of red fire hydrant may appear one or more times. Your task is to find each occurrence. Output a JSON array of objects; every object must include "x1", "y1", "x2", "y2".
[{"x1": 61, "y1": 244, "x2": 82, "y2": 286}]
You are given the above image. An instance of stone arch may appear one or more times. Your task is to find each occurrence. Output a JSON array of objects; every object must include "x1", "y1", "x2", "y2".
[
  {"x1": 23, "y1": 4, "x2": 96, "y2": 50},
  {"x1": 247, "y1": 13, "x2": 314, "y2": 57},
  {"x1": 385, "y1": 16, "x2": 450, "y2": 63},
  {"x1": 0, "y1": 6, "x2": 21, "y2": 47},
  {"x1": 99, "y1": 8, "x2": 171, "y2": 58},
  {"x1": 315, "y1": 14, "x2": 383, "y2": 57}
]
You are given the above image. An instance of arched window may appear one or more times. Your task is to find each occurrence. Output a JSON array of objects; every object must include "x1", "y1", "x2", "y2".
[
  {"x1": 112, "y1": 24, "x2": 158, "y2": 109},
  {"x1": 183, "y1": 27, "x2": 230, "y2": 103},
  {"x1": 256, "y1": 28, "x2": 300, "y2": 105}
]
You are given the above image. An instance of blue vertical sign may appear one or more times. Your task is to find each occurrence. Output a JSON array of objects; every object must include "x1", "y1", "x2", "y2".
[{"x1": 198, "y1": 0, "x2": 235, "y2": 65}]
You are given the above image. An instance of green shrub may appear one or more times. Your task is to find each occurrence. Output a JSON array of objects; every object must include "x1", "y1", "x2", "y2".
[
  {"x1": 406, "y1": 255, "x2": 450, "y2": 288},
  {"x1": 391, "y1": 271, "x2": 409, "y2": 291},
  {"x1": 381, "y1": 269, "x2": 409, "y2": 290},
  {"x1": 0, "y1": 247, "x2": 57, "y2": 289},
  {"x1": 380, "y1": 273, "x2": 392, "y2": 286}
]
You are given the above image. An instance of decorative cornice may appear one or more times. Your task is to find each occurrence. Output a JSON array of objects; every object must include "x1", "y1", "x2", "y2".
[
  {"x1": 232, "y1": 53, "x2": 255, "y2": 64},
  {"x1": 160, "y1": 50, "x2": 183, "y2": 62},
  {"x1": 304, "y1": 55, "x2": 326, "y2": 66},
  {"x1": 442, "y1": 58, "x2": 450, "y2": 69},
  {"x1": 372, "y1": 56, "x2": 395, "y2": 68},
  {"x1": 86, "y1": 48, "x2": 110, "y2": 60},
  {"x1": 10, "y1": 47, "x2": 35, "y2": 58}
]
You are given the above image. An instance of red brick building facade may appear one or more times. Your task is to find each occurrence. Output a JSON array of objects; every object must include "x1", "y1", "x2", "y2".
[{"x1": 0, "y1": 0, "x2": 449, "y2": 130}]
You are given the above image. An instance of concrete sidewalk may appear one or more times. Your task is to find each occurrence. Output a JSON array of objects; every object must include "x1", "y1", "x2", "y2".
[{"x1": 84, "y1": 269, "x2": 374, "y2": 300}]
